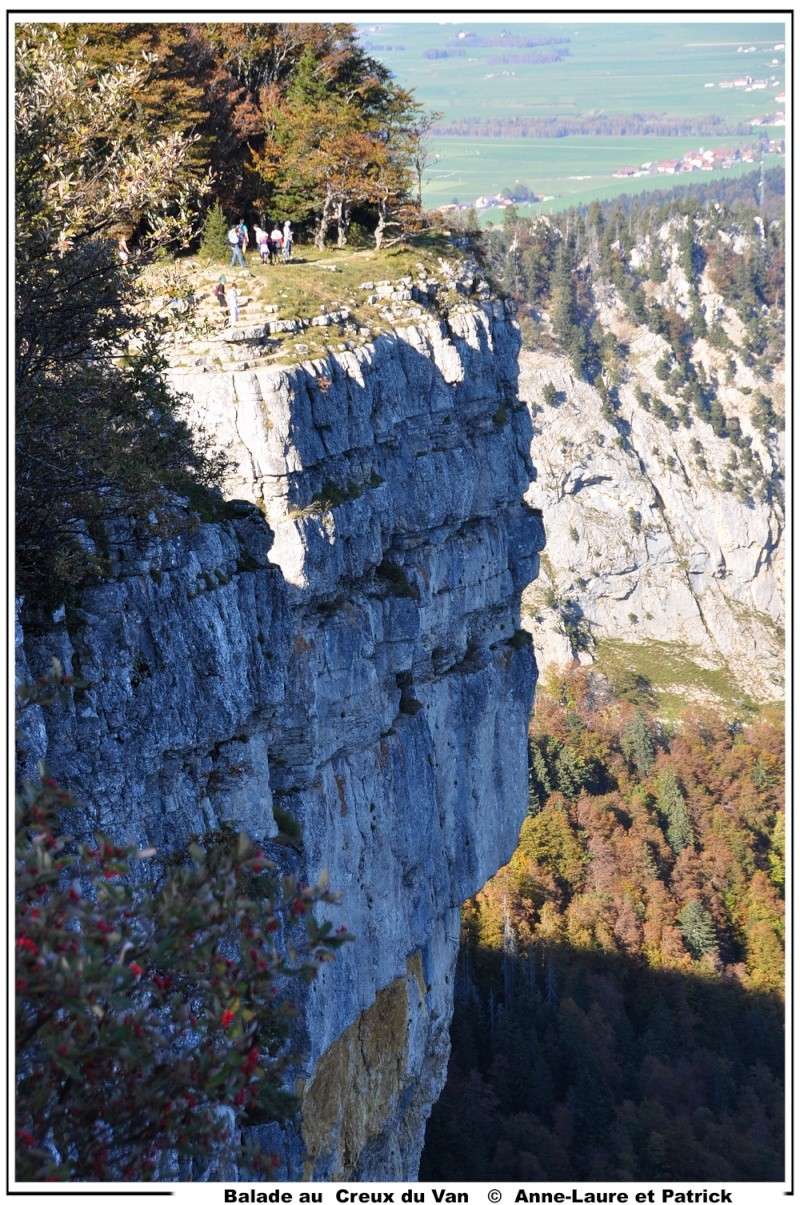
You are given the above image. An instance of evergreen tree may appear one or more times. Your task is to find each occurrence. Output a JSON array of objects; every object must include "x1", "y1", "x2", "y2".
[
  {"x1": 678, "y1": 899, "x2": 718, "y2": 960},
  {"x1": 677, "y1": 222, "x2": 698, "y2": 284},
  {"x1": 529, "y1": 741, "x2": 553, "y2": 812},
  {"x1": 648, "y1": 242, "x2": 667, "y2": 283},
  {"x1": 621, "y1": 710, "x2": 655, "y2": 776},
  {"x1": 656, "y1": 769, "x2": 693, "y2": 853},
  {"x1": 709, "y1": 399, "x2": 728, "y2": 437},
  {"x1": 198, "y1": 199, "x2": 230, "y2": 261},
  {"x1": 549, "y1": 243, "x2": 576, "y2": 343}
]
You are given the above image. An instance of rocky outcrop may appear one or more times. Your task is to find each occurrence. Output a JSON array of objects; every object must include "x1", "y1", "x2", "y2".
[
  {"x1": 518, "y1": 240, "x2": 784, "y2": 704},
  {"x1": 18, "y1": 297, "x2": 542, "y2": 1179}
]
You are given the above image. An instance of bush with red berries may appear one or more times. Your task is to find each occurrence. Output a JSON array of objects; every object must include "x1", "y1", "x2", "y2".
[{"x1": 16, "y1": 667, "x2": 350, "y2": 1181}]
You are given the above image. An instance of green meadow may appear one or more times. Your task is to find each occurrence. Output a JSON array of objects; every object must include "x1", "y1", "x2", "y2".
[
  {"x1": 360, "y1": 20, "x2": 786, "y2": 213},
  {"x1": 425, "y1": 138, "x2": 784, "y2": 217}
]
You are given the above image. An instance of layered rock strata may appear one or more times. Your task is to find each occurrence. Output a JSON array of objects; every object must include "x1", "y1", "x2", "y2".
[{"x1": 18, "y1": 299, "x2": 542, "y2": 1179}]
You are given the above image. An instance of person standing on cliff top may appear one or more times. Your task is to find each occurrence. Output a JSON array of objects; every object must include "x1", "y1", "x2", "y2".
[
  {"x1": 255, "y1": 225, "x2": 270, "y2": 264},
  {"x1": 228, "y1": 225, "x2": 245, "y2": 269},
  {"x1": 270, "y1": 224, "x2": 283, "y2": 264},
  {"x1": 282, "y1": 220, "x2": 293, "y2": 262},
  {"x1": 225, "y1": 281, "x2": 239, "y2": 326}
]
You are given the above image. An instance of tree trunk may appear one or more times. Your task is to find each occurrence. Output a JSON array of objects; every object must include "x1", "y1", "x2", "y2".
[
  {"x1": 335, "y1": 199, "x2": 351, "y2": 249},
  {"x1": 314, "y1": 190, "x2": 334, "y2": 250},
  {"x1": 374, "y1": 199, "x2": 387, "y2": 250}
]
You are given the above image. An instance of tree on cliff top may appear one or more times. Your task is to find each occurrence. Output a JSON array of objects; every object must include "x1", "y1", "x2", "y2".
[
  {"x1": 48, "y1": 20, "x2": 432, "y2": 223},
  {"x1": 15, "y1": 29, "x2": 223, "y2": 611},
  {"x1": 252, "y1": 40, "x2": 423, "y2": 247}
]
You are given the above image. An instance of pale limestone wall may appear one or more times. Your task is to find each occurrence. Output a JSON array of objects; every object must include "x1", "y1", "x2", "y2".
[{"x1": 19, "y1": 295, "x2": 542, "y2": 1179}]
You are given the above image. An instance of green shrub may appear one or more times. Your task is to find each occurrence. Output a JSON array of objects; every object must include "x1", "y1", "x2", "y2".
[{"x1": 273, "y1": 805, "x2": 303, "y2": 848}]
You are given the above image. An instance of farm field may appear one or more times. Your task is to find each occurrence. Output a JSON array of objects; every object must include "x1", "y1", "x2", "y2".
[
  {"x1": 425, "y1": 137, "x2": 783, "y2": 217},
  {"x1": 359, "y1": 20, "x2": 786, "y2": 213}
]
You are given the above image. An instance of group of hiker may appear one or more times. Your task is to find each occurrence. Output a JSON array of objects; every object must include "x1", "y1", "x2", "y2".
[
  {"x1": 227, "y1": 218, "x2": 293, "y2": 268},
  {"x1": 215, "y1": 216, "x2": 296, "y2": 327}
]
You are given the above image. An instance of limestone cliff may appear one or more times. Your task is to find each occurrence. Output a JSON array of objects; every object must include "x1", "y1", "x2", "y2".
[
  {"x1": 18, "y1": 290, "x2": 542, "y2": 1179},
  {"x1": 518, "y1": 218, "x2": 784, "y2": 708}
]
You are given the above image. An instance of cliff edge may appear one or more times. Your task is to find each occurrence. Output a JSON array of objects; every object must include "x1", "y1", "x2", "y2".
[{"x1": 18, "y1": 286, "x2": 543, "y2": 1179}]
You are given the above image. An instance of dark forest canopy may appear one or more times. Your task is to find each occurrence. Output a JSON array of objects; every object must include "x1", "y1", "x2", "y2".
[{"x1": 422, "y1": 668, "x2": 784, "y2": 1181}]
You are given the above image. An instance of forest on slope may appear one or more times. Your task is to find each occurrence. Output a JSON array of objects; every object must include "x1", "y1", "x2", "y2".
[
  {"x1": 478, "y1": 170, "x2": 785, "y2": 425},
  {"x1": 421, "y1": 668, "x2": 784, "y2": 1181}
]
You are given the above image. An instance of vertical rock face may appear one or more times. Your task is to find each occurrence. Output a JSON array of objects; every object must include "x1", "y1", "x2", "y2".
[
  {"x1": 18, "y1": 300, "x2": 543, "y2": 1179},
  {"x1": 520, "y1": 345, "x2": 784, "y2": 702},
  {"x1": 517, "y1": 238, "x2": 784, "y2": 705}
]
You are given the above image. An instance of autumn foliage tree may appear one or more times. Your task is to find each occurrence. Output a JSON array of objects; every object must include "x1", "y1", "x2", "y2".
[
  {"x1": 49, "y1": 20, "x2": 435, "y2": 232},
  {"x1": 252, "y1": 41, "x2": 423, "y2": 248}
]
